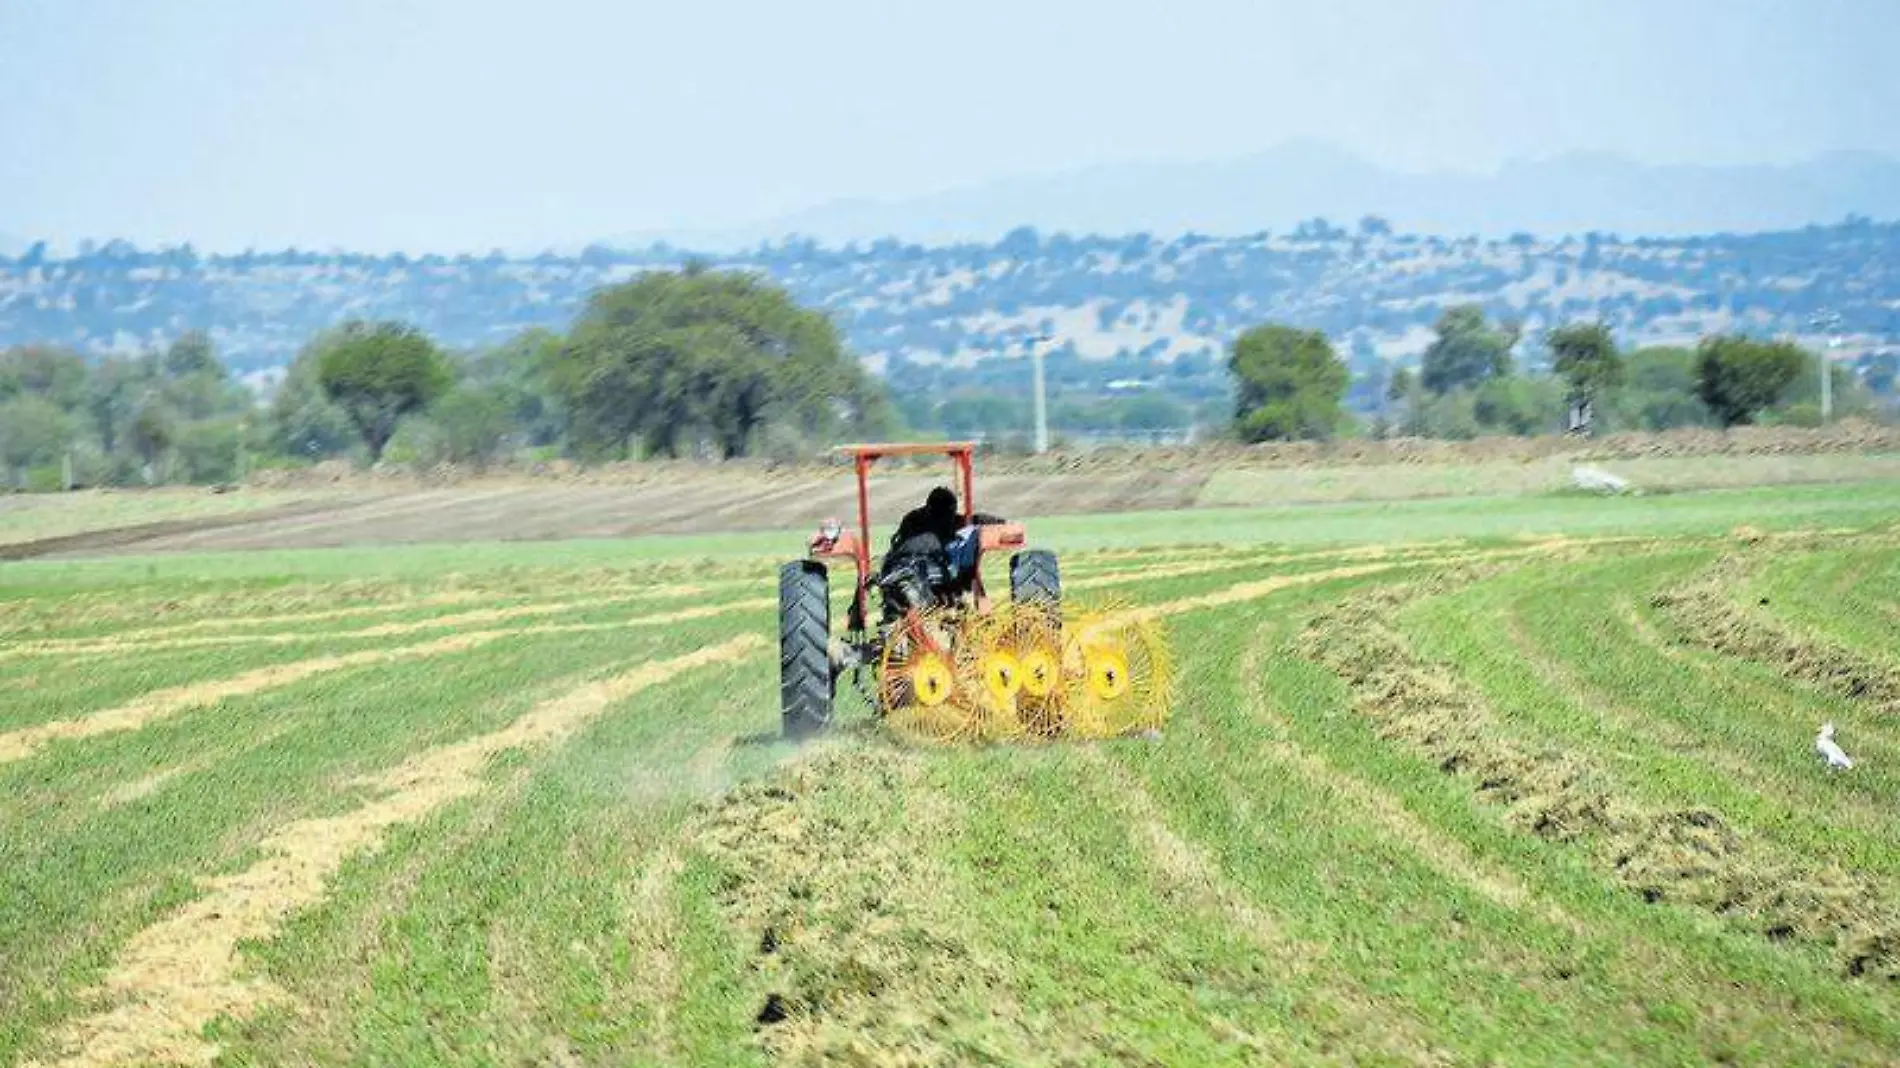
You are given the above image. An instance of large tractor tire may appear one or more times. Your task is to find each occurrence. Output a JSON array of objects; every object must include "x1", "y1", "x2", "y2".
[
  {"x1": 779, "y1": 561, "x2": 833, "y2": 739},
  {"x1": 1009, "y1": 550, "x2": 1061, "y2": 607}
]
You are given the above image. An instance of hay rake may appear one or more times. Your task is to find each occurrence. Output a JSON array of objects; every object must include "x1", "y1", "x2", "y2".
[{"x1": 778, "y1": 443, "x2": 1172, "y2": 743}]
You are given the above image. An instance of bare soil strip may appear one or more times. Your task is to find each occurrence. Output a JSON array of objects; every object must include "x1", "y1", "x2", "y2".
[
  {"x1": 25, "y1": 636, "x2": 764, "y2": 1068},
  {"x1": 1303, "y1": 576, "x2": 1900, "y2": 982},
  {"x1": 0, "y1": 498, "x2": 366, "y2": 561}
]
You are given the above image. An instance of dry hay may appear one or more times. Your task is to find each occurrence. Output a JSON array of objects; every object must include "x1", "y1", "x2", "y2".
[
  {"x1": 1651, "y1": 555, "x2": 1900, "y2": 715},
  {"x1": 690, "y1": 748, "x2": 1062, "y2": 1066},
  {"x1": 1302, "y1": 579, "x2": 1900, "y2": 982},
  {"x1": 25, "y1": 636, "x2": 763, "y2": 1068},
  {"x1": 0, "y1": 630, "x2": 510, "y2": 765}
]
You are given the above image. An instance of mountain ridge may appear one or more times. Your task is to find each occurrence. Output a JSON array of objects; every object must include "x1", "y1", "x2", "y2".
[{"x1": 612, "y1": 142, "x2": 1900, "y2": 251}]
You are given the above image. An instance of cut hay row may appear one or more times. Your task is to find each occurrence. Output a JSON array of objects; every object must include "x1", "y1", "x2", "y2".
[
  {"x1": 1303, "y1": 573, "x2": 1900, "y2": 982},
  {"x1": 1651, "y1": 554, "x2": 1900, "y2": 715},
  {"x1": 0, "y1": 599, "x2": 778, "y2": 766},
  {"x1": 24, "y1": 637, "x2": 764, "y2": 1068},
  {"x1": 0, "y1": 585, "x2": 759, "y2": 660}
]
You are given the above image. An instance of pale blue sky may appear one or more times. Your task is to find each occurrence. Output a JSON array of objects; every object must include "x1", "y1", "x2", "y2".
[{"x1": 2, "y1": 0, "x2": 1895, "y2": 251}]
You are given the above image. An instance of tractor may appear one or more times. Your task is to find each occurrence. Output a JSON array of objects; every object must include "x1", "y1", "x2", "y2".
[{"x1": 778, "y1": 442, "x2": 1169, "y2": 743}]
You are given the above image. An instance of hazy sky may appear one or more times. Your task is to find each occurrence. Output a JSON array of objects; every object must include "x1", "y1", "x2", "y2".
[{"x1": 3, "y1": 0, "x2": 1896, "y2": 251}]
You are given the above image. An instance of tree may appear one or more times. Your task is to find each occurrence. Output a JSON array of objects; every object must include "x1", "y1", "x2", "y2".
[
  {"x1": 85, "y1": 356, "x2": 152, "y2": 456},
  {"x1": 1548, "y1": 322, "x2": 1622, "y2": 433},
  {"x1": 270, "y1": 334, "x2": 359, "y2": 460},
  {"x1": 0, "y1": 395, "x2": 73, "y2": 481},
  {"x1": 549, "y1": 269, "x2": 889, "y2": 459},
  {"x1": 316, "y1": 321, "x2": 452, "y2": 462},
  {"x1": 1611, "y1": 347, "x2": 1709, "y2": 430},
  {"x1": 430, "y1": 386, "x2": 514, "y2": 467},
  {"x1": 128, "y1": 400, "x2": 176, "y2": 478},
  {"x1": 1227, "y1": 324, "x2": 1348, "y2": 442},
  {"x1": 0, "y1": 345, "x2": 88, "y2": 409},
  {"x1": 1385, "y1": 367, "x2": 1422, "y2": 436},
  {"x1": 162, "y1": 330, "x2": 223, "y2": 379},
  {"x1": 1421, "y1": 305, "x2": 1518, "y2": 394},
  {"x1": 1694, "y1": 335, "x2": 1807, "y2": 428}
]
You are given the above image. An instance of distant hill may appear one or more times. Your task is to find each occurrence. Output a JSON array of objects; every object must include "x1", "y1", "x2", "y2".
[
  {"x1": 4, "y1": 219, "x2": 1898, "y2": 411},
  {"x1": 615, "y1": 142, "x2": 1900, "y2": 249}
]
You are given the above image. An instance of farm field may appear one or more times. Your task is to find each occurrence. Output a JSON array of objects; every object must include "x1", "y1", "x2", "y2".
[
  {"x1": 2, "y1": 485, "x2": 1899, "y2": 1065},
  {"x1": 7, "y1": 445, "x2": 1900, "y2": 561}
]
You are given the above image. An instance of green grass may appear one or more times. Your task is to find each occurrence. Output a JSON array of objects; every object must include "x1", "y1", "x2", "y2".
[
  {"x1": 1196, "y1": 452, "x2": 1900, "y2": 507},
  {"x1": 5, "y1": 485, "x2": 1900, "y2": 1066}
]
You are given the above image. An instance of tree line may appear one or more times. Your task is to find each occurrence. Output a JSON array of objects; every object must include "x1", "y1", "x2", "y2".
[
  {"x1": 1229, "y1": 303, "x2": 1884, "y2": 443},
  {"x1": 0, "y1": 269, "x2": 893, "y2": 489},
  {"x1": 2, "y1": 272, "x2": 1893, "y2": 491}
]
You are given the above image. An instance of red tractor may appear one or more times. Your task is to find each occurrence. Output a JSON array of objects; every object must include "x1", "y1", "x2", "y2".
[{"x1": 778, "y1": 442, "x2": 1060, "y2": 738}]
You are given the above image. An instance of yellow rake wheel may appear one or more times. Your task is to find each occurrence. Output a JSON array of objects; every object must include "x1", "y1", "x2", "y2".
[
  {"x1": 995, "y1": 601, "x2": 1067, "y2": 739},
  {"x1": 1061, "y1": 601, "x2": 1173, "y2": 739},
  {"x1": 880, "y1": 606, "x2": 984, "y2": 743}
]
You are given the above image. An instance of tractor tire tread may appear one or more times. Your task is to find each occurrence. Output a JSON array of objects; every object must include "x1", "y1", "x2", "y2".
[{"x1": 779, "y1": 561, "x2": 833, "y2": 738}]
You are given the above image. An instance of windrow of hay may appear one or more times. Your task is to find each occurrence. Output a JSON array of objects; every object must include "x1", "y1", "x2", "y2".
[
  {"x1": 1, "y1": 599, "x2": 778, "y2": 766},
  {"x1": 5, "y1": 589, "x2": 715, "y2": 659},
  {"x1": 1234, "y1": 631, "x2": 1540, "y2": 916},
  {"x1": 689, "y1": 747, "x2": 1064, "y2": 1066},
  {"x1": 25, "y1": 636, "x2": 764, "y2": 1068},
  {"x1": 1301, "y1": 577, "x2": 1900, "y2": 982},
  {"x1": 0, "y1": 631, "x2": 506, "y2": 765},
  {"x1": 1073, "y1": 749, "x2": 1456, "y2": 1065},
  {"x1": 1651, "y1": 555, "x2": 1900, "y2": 715}
]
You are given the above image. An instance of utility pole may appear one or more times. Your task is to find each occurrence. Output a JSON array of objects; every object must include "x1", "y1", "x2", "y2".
[
  {"x1": 1025, "y1": 333, "x2": 1053, "y2": 453},
  {"x1": 1810, "y1": 311, "x2": 1841, "y2": 423}
]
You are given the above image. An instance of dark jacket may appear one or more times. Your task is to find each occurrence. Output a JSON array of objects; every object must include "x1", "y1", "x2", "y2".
[{"x1": 888, "y1": 505, "x2": 1003, "y2": 557}]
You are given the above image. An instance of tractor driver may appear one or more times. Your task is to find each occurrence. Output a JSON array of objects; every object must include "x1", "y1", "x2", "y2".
[{"x1": 887, "y1": 486, "x2": 1002, "y2": 585}]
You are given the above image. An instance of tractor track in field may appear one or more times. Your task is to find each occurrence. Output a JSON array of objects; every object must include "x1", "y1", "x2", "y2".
[
  {"x1": 1303, "y1": 573, "x2": 1900, "y2": 984},
  {"x1": 23, "y1": 636, "x2": 764, "y2": 1068}
]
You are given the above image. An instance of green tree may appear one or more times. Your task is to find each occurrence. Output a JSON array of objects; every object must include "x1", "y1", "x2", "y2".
[
  {"x1": 1421, "y1": 305, "x2": 1518, "y2": 394},
  {"x1": 550, "y1": 270, "x2": 889, "y2": 459},
  {"x1": 1227, "y1": 324, "x2": 1348, "y2": 442},
  {"x1": 270, "y1": 335, "x2": 359, "y2": 460},
  {"x1": 0, "y1": 345, "x2": 88, "y2": 409},
  {"x1": 1548, "y1": 322, "x2": 1622, "y2": 431},
  {"x1": 1694, "y1": 335, "x2": 1807, "y2": 428},
  {"x1": 463, "y1": 328, "x2": 567, "y2": 447},
  {"x1": 128, "y1": 400, "x2": 176, "y2": 479},
  {"x1": 316, "y1": 321, "x2": 452, "y2": 462},
  {"x1": 162, "y1": 330, "x2": 223, "y2": 379},
  {"x1": 1385, "y1": 367, "x2": 1422, "y2": 436},
  {"x1": 85, "y1": 356, "x2": 153, "y2": 456},
  {"x1": 0, "y1": 395, "x2": 73, "y2": 482},
  {"x1": 430, "y1": 386, "x2": 514, "y2": 467},
  {"x1": 1609, "y1": 346, "x2": 1709, "y2": 430},
  {"x1": 173, "y1": 417, "x2": 244, "y2": 484}
]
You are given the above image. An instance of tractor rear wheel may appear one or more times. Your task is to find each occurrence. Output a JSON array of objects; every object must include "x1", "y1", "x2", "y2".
[
  {"x1": 1009, "y1": 550, "x2": 1061, "y2": 607},
  {"x1": 779, "y1": 561, "x2": 833, "y2": 739}
]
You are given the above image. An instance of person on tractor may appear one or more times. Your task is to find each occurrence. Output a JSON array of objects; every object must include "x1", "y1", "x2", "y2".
[{"x1": 879, "y1": 486, "x2": 1002, "y2": 616}]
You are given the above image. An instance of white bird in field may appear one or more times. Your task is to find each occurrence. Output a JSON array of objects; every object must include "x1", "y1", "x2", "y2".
[{"x1": 1816, "y1": 722, "x2": 1854, "y2": 771}]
